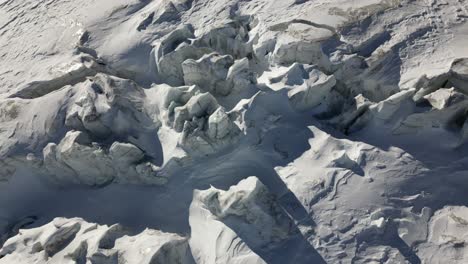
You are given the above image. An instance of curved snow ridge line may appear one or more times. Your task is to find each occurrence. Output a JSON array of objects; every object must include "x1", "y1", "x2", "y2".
[
  {"x1": 10, "y1": 70, "x2": 94, "y2": 100},
  {"x1": 8, "y1": 57, "x2": 114, "y2": 100},
  {"x1": 268, "y1": 19, "x2": 339, "y2": 38}
]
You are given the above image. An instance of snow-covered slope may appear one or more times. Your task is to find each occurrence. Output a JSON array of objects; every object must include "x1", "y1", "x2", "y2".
[{"x1": 1, "y1": 0, "x2": 468, "y2": 263}]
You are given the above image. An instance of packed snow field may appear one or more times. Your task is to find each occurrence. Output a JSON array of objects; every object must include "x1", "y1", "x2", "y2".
[{"x1": 0, "y1": 0, "x2": 468, "y2": 263}]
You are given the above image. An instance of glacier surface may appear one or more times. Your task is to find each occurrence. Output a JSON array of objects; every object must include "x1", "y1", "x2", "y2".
[{"x1": 1, "y1": 0, "x2": 468, "y2": 263}]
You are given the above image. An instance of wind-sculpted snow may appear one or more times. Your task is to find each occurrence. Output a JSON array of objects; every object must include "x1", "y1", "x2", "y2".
[
  {"x1": 1, "y1": 0, "x2": 468, "y2": 263},
  {"x1": 0, "y1": 217, "x2": 194, "y2": 264}
]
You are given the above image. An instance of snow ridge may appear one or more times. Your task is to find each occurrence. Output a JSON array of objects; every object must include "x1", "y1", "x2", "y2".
[{"x1": 0, "y1": 0, "x2": 468, "y2": 263}]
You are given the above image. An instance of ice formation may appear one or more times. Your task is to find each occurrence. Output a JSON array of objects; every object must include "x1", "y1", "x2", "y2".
[{"x1": 1, "y1": 0, "x2": 468, "y2": 263}]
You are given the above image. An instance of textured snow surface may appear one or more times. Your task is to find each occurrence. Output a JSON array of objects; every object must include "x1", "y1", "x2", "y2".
[{"x1": 1, "y1": 0, "x2": 468, "y2": 263}]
